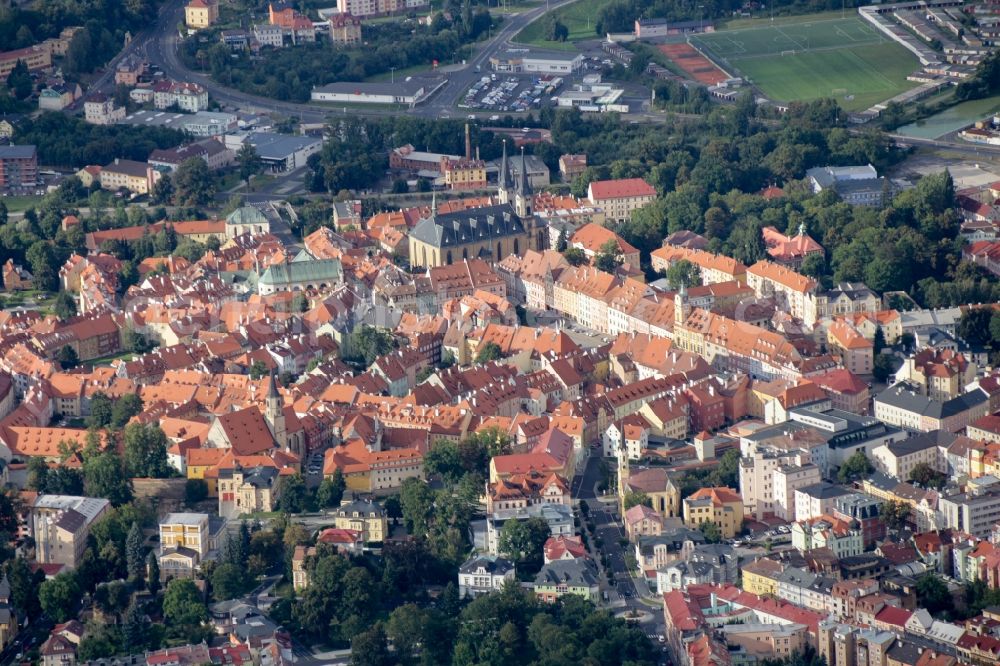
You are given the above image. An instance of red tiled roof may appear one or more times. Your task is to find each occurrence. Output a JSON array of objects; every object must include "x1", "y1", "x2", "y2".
[
  {"x1": 874, "y1": 604, "x2": 912, "y2": 628},
  {"x1": 588, "y1": 178, "x2": 656, "y2": 200}
]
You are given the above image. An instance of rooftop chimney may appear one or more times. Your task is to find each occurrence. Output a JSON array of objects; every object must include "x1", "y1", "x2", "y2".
[{"x1": 465, "y1": 123, "x2": 472, "y2": 161}]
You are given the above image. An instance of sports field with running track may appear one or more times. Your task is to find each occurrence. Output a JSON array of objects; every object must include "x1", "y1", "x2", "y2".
[{"x1": 688, "y1": 15, "x2": 920, "y2": 111}]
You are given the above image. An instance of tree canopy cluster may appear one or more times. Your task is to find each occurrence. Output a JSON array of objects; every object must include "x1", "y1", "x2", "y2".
[
  {"x1": 13, "y1": 112, "x2": 186, "y2": 169},
  {"x1": 183, "y1": 9, "x2": 492, "y2": 103}
]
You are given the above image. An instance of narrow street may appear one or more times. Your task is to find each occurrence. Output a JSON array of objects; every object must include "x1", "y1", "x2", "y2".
[{"x1": 575, "y1": 454, "x2": 666, "y2": 640}]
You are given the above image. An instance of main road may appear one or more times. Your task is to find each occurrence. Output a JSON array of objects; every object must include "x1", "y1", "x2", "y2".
[{"x1": 136, "y1": 0, "x2": 588, "y2": 124}]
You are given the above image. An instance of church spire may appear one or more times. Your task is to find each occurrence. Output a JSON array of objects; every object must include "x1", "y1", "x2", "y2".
[
  {"x1": 498, "y1": 139, "x2": 511, "y2": 204},
  {"x1": 431, "y1": 189, "x2": 437, "y2": 217},
  {"x1": 518, "y1": 146, "x2": 531, "y2": 197}
]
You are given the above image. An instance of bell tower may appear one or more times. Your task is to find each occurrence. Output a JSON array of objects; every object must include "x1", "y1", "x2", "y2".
[{"x1": 264, "y1": 373, "x2": 287, "y2": 449}]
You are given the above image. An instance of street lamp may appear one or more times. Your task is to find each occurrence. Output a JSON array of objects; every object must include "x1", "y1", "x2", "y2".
[{"x1": 390, "y1": 67, "x2": 397, "y2": 84}]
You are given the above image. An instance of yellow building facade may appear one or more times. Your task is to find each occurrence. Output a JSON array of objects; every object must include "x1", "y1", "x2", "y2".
[
  {"x1": 185, "y1": 0, "x2": 219, "y2": 29},
  {"x1": 682, "y1": 486, "x2": 744, "y2": 539}
]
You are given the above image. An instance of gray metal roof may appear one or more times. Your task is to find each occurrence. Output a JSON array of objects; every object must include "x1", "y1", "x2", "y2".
[
  {"x1": 259, "y1": 258, "x2": 342, "y2": 286},
  {"x1": 409, "y1": 203, "x2": 525, "y2": 249},
  {"x1": 313, "y1": 79, "x2": 429, "y2": 96},
  {"x1": 247, "y1": 132, "x2": 321, "y2": 160},
  {"x1": 0, "y1": 145, "x2": 36, "y2": 159}
]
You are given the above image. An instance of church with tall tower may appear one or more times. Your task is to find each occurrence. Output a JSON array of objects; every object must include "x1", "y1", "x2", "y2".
[{"x1": 408, "y1": 140, "x2": 543, "y2": 268}]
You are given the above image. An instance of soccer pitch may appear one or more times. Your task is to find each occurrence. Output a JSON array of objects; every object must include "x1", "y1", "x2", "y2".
[{"x1": 690, "y1": 16, "x2": 920, "y2": 111}]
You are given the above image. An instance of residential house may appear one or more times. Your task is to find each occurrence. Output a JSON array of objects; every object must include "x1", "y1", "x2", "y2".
[
  {"x1": 587, "y1": 178, "x2": 656, "y2": 224},
  {"x1": 185, "y1": 0, "x2": 219, "y2": 29},
  {"x1": 569, "y1": 222, "x2": 641, "y2": 269},
  {"x1": 530, "y1": 558, "x2": 600, "y2": 602},
  {"x1": 331, "y1": 498, "x2": 388, "y2": 542},
  {"x1": 871, "y1": 430, "x2": 949, "y2": 482},
  {"x1": 83, "y1": 95, "x2": 125, "y2": 125},
  {"x1": 458, "y1": 555, "x2": 516, "y2": 598},
  {"x1": 100, "y1": 158, "x2": 158, "y2": 195},
  {"x1": 328, "y1": 13, "x2": 362, "y2": 46},
  {"x1": 3, "y1": 259, "x2": 32, "y2": 291},
  {"x1": 625, "y1": 503, "x2": 664, "y2": 540},
  {"x1": 682, "y1": 487, "x2": 743, "y2": 539},
  {"x1": 217, "y1": 465, "x2": 282, "y2": 519}
]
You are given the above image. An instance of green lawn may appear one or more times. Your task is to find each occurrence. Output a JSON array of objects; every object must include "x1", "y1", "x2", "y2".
[
  {"x1": 0, "y1": 195, "x2": 45, "y2": 213},
  {"x1": 514, "y1": 0, "x2": 608, "y2": 49},
  {"x1": 691, "y1": 15, "x2": 919, "y2": 111}
]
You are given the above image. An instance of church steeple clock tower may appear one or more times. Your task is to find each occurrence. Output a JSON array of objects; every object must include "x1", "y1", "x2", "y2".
[{"x1": 264, "y1": 373, "x2": 287, "y2": 450}]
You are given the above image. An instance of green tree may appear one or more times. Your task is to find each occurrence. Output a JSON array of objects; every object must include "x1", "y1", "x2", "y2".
[
  {"x1": 700, "y1": 521, "x2": 722, "y2": 543},
  {"x1": 837, "y1": 451, "x2": 874, "y2": 483},
  {"x1": 475, "y1": 341, "x2": 503, "y2": 364},
  {"x1": 212, "y1": 562, "x2": 247, "y2": 601},
  {"x1": 88, "y1": 393, "x2": 114, "y2": 429},
  {"x1": 54, "y1": 291, "x2": 77, "y2": 320},
  {"x1": 556, "y1": 228, "x2": 568, "y2": 251},
  {"x1": 122, "y1": 600, "x2": 146, "y2": 653},
  {"x1": 386, "y1": 604, "x2": 427, "y2": 666},
  {"x1": 95, "y1": 579, "x2": 131, "y2": 619},
  {"x1": 147, "y1": 550, "x2": 160, "y2": 594},
  {"x1": 279, "y1": 473, "x2": 309, "y2": 513},
  {"x1": 350, "y1": 623, "x2": 392, "y2": 666},
  {"x1": 399, "y1": 478, "x2": 434, "y2": 535},
  {"x1": 665, "y1": 259, "x2": 701, "y2": 289},
  {"x1": 562, "y1": 247, "x2": 587, "y2": 266},
  {"x1": 172, "y1": 158, "x2": 216, "y2": 207},
  {"x1": 111, "y1": 394, "x2": 144, "y2": 429},
  {"x1": 237, "y1": 143, "x2": 264, "y2": 186},
  {"x1": 27, "y1": 456, "x2": 50, "y2": 492},
  {"x1": 873, "y1": 325, "x2": 886, "y2": 354},
  {"x1": 346, "y1": 326, "x2": 397, "y2": 367},
  {"x1": 26, "y1": 240, "x2": 59, "y2": 291},
  {"x1": 800, "y1": 253, "x2": 827, "y2": 280},
  {"x1": 163, "y1": 578, "x2": 208, "y2": 627},
  {"x1": 249, "y1": 360, "x2": 269, "y2": 380},
  {"x1": 957, "y1": 307, "x2": 993, "y2": 347},
  {"x1": 317, "y1": 469, "x2": 346, "y2": 508},
  {"x1": 873, "y1": 354, "x2": 900, "y2": 383},
  {"x1": 185, "y1": 478, "x2": 208, "y2": 506},
  {"x1": 84, "y1": 451, "x2": 134, "y2": 506},
  {"x1": 594, "y1": 239, "x2": 623, "y2": 273},
  {"x1": 909, "y1": 462, "x2": 946, "y2": 489},
  {"x1": 623, "y1": 490, "x2": 652, "y2": 510},
  {"x1": 39, "y1": 572, "x2": 81, "y2": 622},
  {"x1": 5, "y1": 557, "x2": 42, "y2": 620},
  {"x1": 6, "y1": 60, "x2": 32, "y2": 100},
  {"x1": 126, "y1": 521, "x2": 144, "y2": 581},
  {"x1": 57, "y1": 345, "x2": 79, "y2": 370},
  {"x1": 123, "y1": 423, "x2": 171, "y2": 478},
  {"x1": 423, "y1": 439, "x2": 464, "y2": 484},
  {"x1": 915, "y1": 572, "x2": 954, "y2": 615},
  {"x1": 881, "y1": 499, "x2": 910, "y2": 531},
  {"x1": 77, "y1": 634, "x2": 117, "y2": 662},
  {"x1": 151, "y1": 173, "x2": 174, "y2": 204},
  {"x1": 497, "y1": 516, "x2": 550, "y2": 573}
]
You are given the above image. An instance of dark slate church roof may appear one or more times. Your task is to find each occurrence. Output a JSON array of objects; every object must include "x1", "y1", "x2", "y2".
[{"x1": 410, "y1": 203, "x2": 525, "y2": 248}]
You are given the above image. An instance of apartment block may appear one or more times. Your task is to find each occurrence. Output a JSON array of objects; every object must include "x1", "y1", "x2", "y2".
[{"x1": 32, "y1": 495, "x2": 111, "y2": 570}]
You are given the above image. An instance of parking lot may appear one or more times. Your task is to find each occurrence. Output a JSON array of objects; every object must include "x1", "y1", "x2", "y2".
[{"x1": 460, "y1": 74, "x2": 565, "y2": 113}]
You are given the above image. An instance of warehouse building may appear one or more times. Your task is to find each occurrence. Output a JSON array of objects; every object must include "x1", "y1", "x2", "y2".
[
  {"x1": 311, "y1": 79, "x2": 441, "y2": 105},
  {"x1": 489, "y1": 49, "x2": 584, "y2": 74}
]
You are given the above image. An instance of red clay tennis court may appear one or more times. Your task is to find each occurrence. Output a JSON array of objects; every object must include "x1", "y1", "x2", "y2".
[{"x1": 657, "y1": 43, "x2": 729, "y2": 86}]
